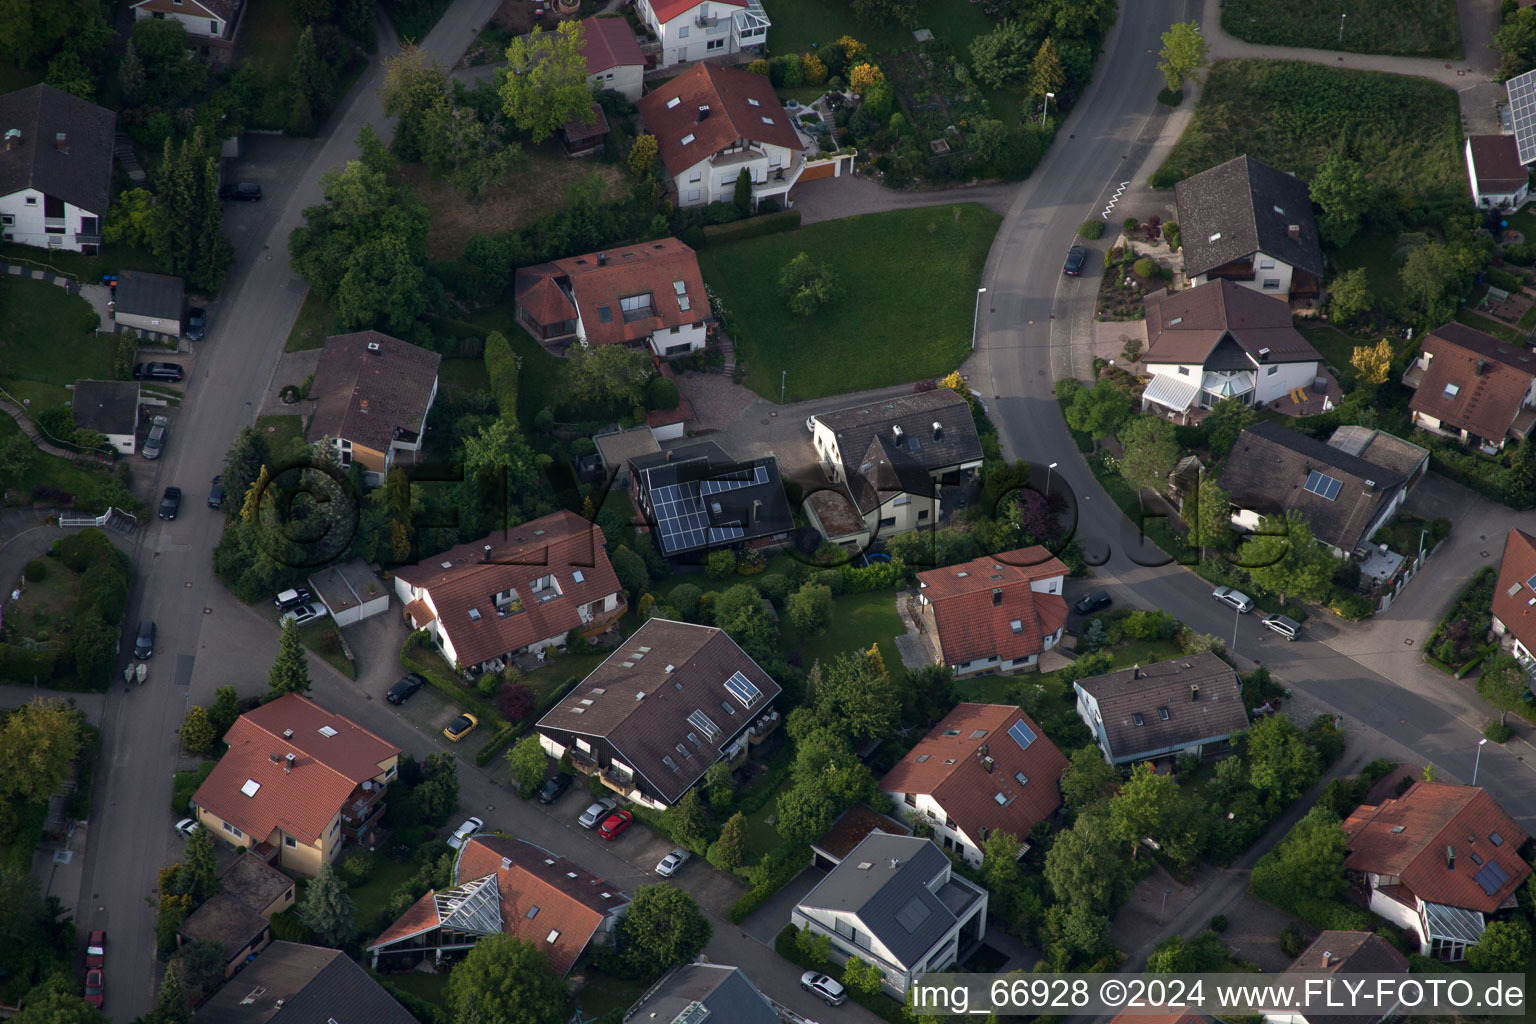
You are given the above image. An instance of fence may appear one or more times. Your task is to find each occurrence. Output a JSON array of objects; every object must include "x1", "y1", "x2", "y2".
[
  {"x1": 1375, "y1": 539, "x2": 1445, "y2": 613},
  {"x1": 58, "y1": 507, "x2": 135, "y2": 530}
]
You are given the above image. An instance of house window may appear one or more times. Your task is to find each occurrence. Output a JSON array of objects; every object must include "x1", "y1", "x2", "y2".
[
  {"x1": 688, "y1": 169, "x2": 701, "y2": 183},
  {"x1": 918, "y1": 510, "x2": 929, "y2": 521},
  {"x1": 707, "y1": 38, "x2": 724, "y2": 50},
  {"x1": 678, "y1": 24, "x2": 689, "y2": 37},
  {"x1": 1266, "y1": 365, "x2": 1278, "y2": 376},
  {"x1": 24, "y1": 196, "x2": 36, "y2": 205},
  {"x1": 284, "y1": 835, "x2": 297, "y2": 848},
  {"x1": 769, "y1": 153, "x2": 782, "y2": 167},
  {"x1": 686, "y1": 190, "x2": 701, "y2": 202},
  {"x1": 671, "y1": 325, "x2": 681, "y2": 334},
  {"x1": 1259, "y1": 258, "x2": 1276, "y2": 270},
  {"x1": 209, "y1": 19, "x2": 217, "y2": 31},
  {"x1": 904, "y1": 792, "x2": 916, "y2": 807},
  {"x1": 894, "y1": 495, "x2": 911, "y2": 506},
  {"x1": 222, "y1": 821, "x2": 243, "y2": 838},
  {"x1": 1177, "y1": 366, "x2": 1190, "y2": 375},
  {"x1": 0, "y1": 215, "x2": 10, "y2": 226},
  {"x1": 879, "y1": 516, "x2": 896, "y2": 528},
  {"x1": 1262, "y1": 279, "x2": 1280, "y2": 290}
]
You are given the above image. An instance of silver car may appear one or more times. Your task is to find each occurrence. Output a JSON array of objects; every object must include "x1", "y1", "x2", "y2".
[
  {"x1": 1211, "y1": 586, "x2": 1254, "y2": 613},
  {"x1": 655, "y1": 848, "x2": 691, "y2": 877},
  {"x1": 280, "y1": 601, "x2": 328, "y2": 628},
  {"x1": 447, "y1": 816, "x2": 484, "y2": 849},
  {"x1": 801, "y1": 971, "x2": 847, "y2": 1006},
  {"x1": 1262, "y1": 613, "x2": 1301, "y2": 640},
  {"x1": 578, "y1": 798, "x2": 616, "y2": 829},
  {"x1": 142, "y1": 416, "x2": 168, "y2": 459}
]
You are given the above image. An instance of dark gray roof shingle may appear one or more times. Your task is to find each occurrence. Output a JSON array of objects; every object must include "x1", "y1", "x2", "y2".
[
  {"x1": 1074, "y1": 654, "x2": 1248, "y2": 763},
  {"x1": 115, "y1": 270, "x2": 184, "y2": 320},
  {"x1": 1175, "y1": 155, "x2": 1324, "y2": 280},
  {"x1": 0, "y1": 84, "x2": 116, "y2": 217},
  {"x1": 192, "y1": 941, "x2": 418, "y2": 1024},
  {"x1": 70, "y1": 380, "x2": 139, "y2": 435},
  {"x1": 1220, "y1": 420, "x2": 1406, "y2": 553},
  {"x1": 627, "y1": 963, "x2": 779, "y2": 1024},
  {"x1": 813, "y1": 390, "x2": 982, "y2": 513}
]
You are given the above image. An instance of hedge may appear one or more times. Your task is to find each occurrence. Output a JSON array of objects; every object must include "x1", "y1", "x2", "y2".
[
  {"x1": 728, "y1": 842, "x2": 808, "y2": 922},
  {"x1": 67, "y1": 723, "x2": 101, "y2": 821},
  {"x1": 474, "y1": 722, "x2": 522, "y2": 767},
  {"x1": 0, "y1": 643, "x2": 61, "y2": 684},
  {"x1": 483, "y1": 330, "x2": 519, "y2": 425},
  {"x1": 701, "y1": 209, "x2": 802, "y2": 245},
  {"x1": 172, "y1": 760, "x2": 217, "y2": 815}
]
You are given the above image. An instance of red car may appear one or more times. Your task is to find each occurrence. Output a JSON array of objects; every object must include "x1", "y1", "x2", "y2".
[
  {"x1": 597, "y1": 808, "x2": 633, "y2": 840},
  {"x1": 84, "y1": 969, "x2": 104, "y2": 1008},
  {"x1": 85, "y1": 930, "x2": 105, "y2": 969}
]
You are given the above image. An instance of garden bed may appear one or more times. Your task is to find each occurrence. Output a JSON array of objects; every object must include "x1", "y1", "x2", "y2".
[{"x1": 1423, "y1": 565, "x2": 1497, "y2": 670}]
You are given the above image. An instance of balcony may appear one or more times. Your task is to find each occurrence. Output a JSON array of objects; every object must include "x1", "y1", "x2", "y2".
[
  {"x1": 75, "y1": 231, "x2": 101, "y2": 245},
  {"x1": 1401, "y1": 361, "x2": 1427, "y2": 389},
  {"x1": 569, "y1": 750, "x2": 599, "y2": 776},
  {"x1": 600, "y1": 767, "x2": 637, "y2": 795}
]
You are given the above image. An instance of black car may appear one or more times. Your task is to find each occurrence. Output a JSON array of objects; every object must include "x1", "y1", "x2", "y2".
[
  {"x1": 133, "y1": 620, "x2": 156, "y2": 660},
  {"x1": 208, "y1": 475, "x2": 226, "y2": 509},
  {"x1": 218, "y1": 182, "x2": 262, "y2": 201},
  {"x1": 387, "y1": 673, "x2": 426, "y2": 705},
  {"x1": 537, "y1": 772, "x2": 573, "y2": 805},
  {"x1": 1073, "y1": 591, "x2": 1112, "y2": 616},
  {"x1": 185, "y1": 308, "x2": 206, "y2": 341},
  {"x1": 133, "y1": 362, "x2": 184, "y2": 382},
  {"x1": 1063, "y1": 245, "x2": 1088, "y2": 276},
  {"x1": 159, "y1": 486, "x2": 181, "y2": 520},
  {"x1": 274, "y1": 587, "x2": 313, "y2": 611}
]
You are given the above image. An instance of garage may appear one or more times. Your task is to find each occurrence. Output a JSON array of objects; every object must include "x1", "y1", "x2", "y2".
[{"x1": 308, "y1": 559, "x2": 389, "y2": 627}]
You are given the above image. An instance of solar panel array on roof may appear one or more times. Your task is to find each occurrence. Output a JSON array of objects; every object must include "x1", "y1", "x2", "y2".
[
  {"x1": 1304, "y1": 470, "x2": 1343, "y2": 501},
  {"x1": 651, "y1": 480, "x2": 745, "y2": 554},
  {"x1": 894, "y1": 895, "x2": 932, "y2": 933},
  {"x1": 1510, "y1": 69, "x2": 1536, "y2": 165},
  {"x1": 1474, "y1": 860, "x2": 1511, "y2": 897},
  {"x1": 1007, "y1": 719, "x2": 1037, "y2": 750}
]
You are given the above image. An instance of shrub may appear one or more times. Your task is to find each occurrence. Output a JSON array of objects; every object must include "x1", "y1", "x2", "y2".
[
  {"x1": 1079, "y1": 220, "x2": 1105, "y2": 240},
  {"x1": 647, "y1": 375, "x2": 681, "y2": 411},
  {"x1": 1362, "y1": 759, "x2": 1397, "y2": 783},
  {"x1": 496, "y1": 683, "x2": 535, "y2": 722},
  {"x1": 342, "y1": 849, "x2": 374, "y2": 883},
  {"x1": 706, "y1": 549, "x2": 737, "y2": 580},
  {"x1": 758, "y1": 572, "x2": 792, "y2": 605},
  {"x1": 1209, "y1": 914, "x2": 1228, "y2": 933},
  {"x1": 23, "y1": 558, "x2": 48, "y2": 581},
  {"x1": 1157, "y1": 87, "x2": 1184, "y2": 105},
  {"x1": 1164, "y1": 222, "x2": 1180, "y2": 251},
  {"x1": 814, "y1": 568, "x2": 845, "y2": 595},
  {"x1": 1484, "y1": 719, "x2": 1515, "y2": 743},
  {"x1": 1133, "y1": 257, "x2": 1158, "y2": 278},
  {"x1": 1279, "y1": 923, "x2": 1307, "y2": 957}
]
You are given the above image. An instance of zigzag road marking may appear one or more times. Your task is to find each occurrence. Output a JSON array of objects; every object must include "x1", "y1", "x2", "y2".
[{"x1": 1101, "y1": 180, "x2": 1130, "y2": 219}]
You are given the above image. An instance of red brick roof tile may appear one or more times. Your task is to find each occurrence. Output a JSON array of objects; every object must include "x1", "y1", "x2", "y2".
[
  {"x1": 1411, "y1": 324, "x2": 1536, "y2": 442},
  {"x1": 1342, "y1": 781, "x2": 1530, "y2": 913},
  {"x1": 881, "y1": 704, "x2": 1067, "y2": 848},
  {"x1": 581, "y1": 15, "x2": 643, "y2": 74},
  {"x1": 1492, "y1": 528, "x2": 1536, "y2": 654},
  {"x1": 1468, "y1": 135, "x2": 1528, "y2": 193},
  {"x1": 647, "y1": 0, "x2": 744, "y2": 25},
  {"x1": 514, "y1": 239, "x2": 707, "y2": 347},
  {"x1": 306, "y1": 332, "x2": 441, "y2": 454},
  {"x1": 636, "y1": 63, "x2": 801, "y2": 178},
  {"x1": 193, "y1": 695, "x2": 400, "y2": 846},
  {"x1": 917, "y1": 548, "x2": 1069, "y2": 665}
]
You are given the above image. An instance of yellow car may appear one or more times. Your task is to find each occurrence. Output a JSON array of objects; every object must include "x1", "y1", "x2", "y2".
[{"x1": 443, "y1": 712, "x2": 479, "y2": 742}]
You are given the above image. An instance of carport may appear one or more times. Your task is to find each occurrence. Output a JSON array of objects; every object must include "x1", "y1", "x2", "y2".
[{"x1": 309, "y1": 559, "x2": 389, "y2": 626}]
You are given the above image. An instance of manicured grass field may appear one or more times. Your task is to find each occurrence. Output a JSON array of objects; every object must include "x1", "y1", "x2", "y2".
[
  {"x1": 284, "y1": 289, "x2": 334, "y2": 353},
  {"x1": 698, "y1": 204, "x2": 1001, "y2": 401},
  {"x1": 254, "y1": 414, "x2": 307, "y2": 456},
  {"x1": 0, "y1": 277, "x2": 113, "y2": 393},
  {"x1": 0, "y1": 240, "x2": 168, "y2": 282},
  {"x1": 348, "y1": 854, "x2": 418, "y2": 934},
  {"x1": 1221, "y1": 0, "x2": 1461, "y2": 58},
  {"x1": 465, "y1": 303, "x2": 570, "y2": 433},
  {"x1": 385, "y1": 969, "x2": 450, "y2": 1009},
  {"x1": 1153, "y1": 61, "x2": 1463, "y2": 211},
  {"x1": 779, "y1": 589, "x2": 905, "y2": 670}
]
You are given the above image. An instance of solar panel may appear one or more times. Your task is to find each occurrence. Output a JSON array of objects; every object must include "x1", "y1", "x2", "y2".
[
  {"x1": 1510, "y1": 69, "x2": 1536, "y2": 165},
  {"x1": 1526, "y1": 574, "x2": 1536, "y2": 592},
  {"x1": 725, "y1": 671, "x2": 761, "y2": 707},
  {"x1": 1474, "y1": 860, "x2": 1511, "y2": 896},
  {"x1": 1304, "y1": 470, "x2": 1343, "y2": 501},
  {"x1": 687, "y1": 708, "x2": 721, "y2": 740},
  {"x1": 894, "y1": 896, "x2": 931, "y2": 933},
  {"x1": 1008, "y1": 719, "x2": 1037, "y2": 750}
]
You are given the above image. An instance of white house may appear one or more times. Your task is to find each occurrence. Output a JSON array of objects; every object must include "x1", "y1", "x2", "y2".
[
  {"x1": 131, "y1": 0, "x2": 242, "y2": 59},
  {"x1": 634, "y1": 0, "x2": 768, "y2": 66},
  {"x1": 1343, "y1": 782, "x2": 1530, "y2": 961},
  {"x1": 792, "y1": 833, "x2": 987, "y2": 998},
  {"x1": 1490, "y1": 527, "x2": 1536, "y2": 670},
  {"x1": 0, "y1": 85, "x2": 116, "y2": 254},
  {"x1": 913, "y1": 549, "x2": 1069, "y2": 676},
  {"x1": 70, "y1": 381, "x2": 140, "y2": 455},
  {"x1": 1139, "y1": 280, "x2": 1324, "y2": 423},
  {"x1": 513, "y1": 238, "x2": 709, "y2": 357},
  {"x1": 636, "y1": 62, "x2": 803, "y2": 210},
  {"x1": 1466, "y1": 135, "x2": 1530, "y2": 210},
  {"x1": 582, "y1": 16, "x2": 646, "y2": 102}
]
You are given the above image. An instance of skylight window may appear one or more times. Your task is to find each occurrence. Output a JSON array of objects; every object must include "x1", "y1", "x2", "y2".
[
  {"x1": 241, "y1": 779, "x2": 261, "y2": 797},
  {"x1": 1133, "y1": 713, "x2": 1145, "y2": 727},
  {"x1": 1009, "y1": 619, "x2": 1023, "y2": 634},
  {"x1": 761, "y1": 116, "x2": 774, "y2": 125},
  {"x1": 681, "y1": 133, "x2": 696, "y2": 145},
  {"x1": 667, "y1": 97, "x2": 680, "y2": 109},
  {"x1": 1304, "y1": 470, "x2": 1343, "y2": 501},
  {"x1": 688, "y1": 708, "x2": 720, "y2": 740},
  {"x1": 1158, "y1": 707, "x2": 1170, "y2": 721},
  {"x1": 468, "y1": 608, "x2": 481, "y2": 620},
  {"x1": 916, "y1": 754, "x2": 930, "y2": 763},
  {"x1": 747, "y1": 97, "x2": 760, "y2": 106},
  {"x1": 1015, "y1": 771, "x2": 1028, "y2": 786},
  {"x1": 1208, "y1": 232, "x2": 1221, "y2": 242},
  {"x1": 1491, "y1": 832, "x2": 1505, "y2": 846},
  {"x1": 971, "y1": 730, "x2": 988, "y2": 739},
  {"x1": 546, "y1": 930, "x2": 561, "y2": 943},
  {"x1": 1444, "y1": 383, "x2": 1460, "y2": 398},
  {"x1": 943, "y1": 729, "x2": 961, "y2": 736},
  {"x1": 994, "y1": 792, "x2": 1010, "y2": 806},
  {"x1": 526, "y1": 906, "x2": 539, "y2": 919},
  {"x1": 573, "y1": 570, "x2": 585, "y2": 583}
]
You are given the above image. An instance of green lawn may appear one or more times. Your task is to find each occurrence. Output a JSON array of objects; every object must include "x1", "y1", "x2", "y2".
[
  {"x1": 0, "y1": 277, "x2": 114, "y2": 410},
  {"x1": 300, "y1": 618, "x2": 357, "y2": 680},
  {"x1": 573, "y1": 969, "x2": 651, "y2": 1021},
  {"x1": 239, "y1": 0, "x2": 306, "y2": 130},
  {"x1": 1331, "y1": 228, "x2": 1409, "y2": 307},
  {"x1": 1299, "y1": 324, "x2": 1369, "y2": 383},
  {"x1": 438, "y1": 356, "x2": 491, "y2": 397},
  {"x1": 519, "y1": 650, "x2": 613, "y2": 710},
  {"x1": 349, "y1": 854, "x2": 419, "y2": 934},
  {"x1": 0, "y1": 416, "x2": 113, "y2": 509},
  {"x1": 255, "y1": 414, "x2": 307, "y2": 456},
  {"x1": 464, "y1": 303, "x2": 569, "y2": 433},
  {"x1": 1457, "y1": 307, "x2": 1525, "y2": 345},
  {"x1": 1152, "y1": 61, "x2": 1463, "y2": 212},
  {"x1": 1220, "y1": 0, "x2": 1461, "y2": 57},
  {"x1": 386, "y1": 969, "x2": 450, "y2": 1009},
  {"x1": 698, "y1": 204, "x2": 1001, "y2": 401},
  {"x1": 0, "y1": 241, "x2": 169, "y2": 282},
  {"x1": 764, "y1": 0, "x2": 996, "y2": 61},
  {"x1": 780, "y1": 589, "x2": 904, "y2": 669},
  {"x1": 285, "y1": 289, "x2": 334, "y2": 353},
  {"x1": 741, "y1": 781, "x2": 791, "y2": 864}
]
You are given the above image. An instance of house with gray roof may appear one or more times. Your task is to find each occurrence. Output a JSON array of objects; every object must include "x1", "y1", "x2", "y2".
[
  {"x1": 114, "y1": 270, "x2": 185, "y2": 337},
  {"x1": 622, "y1": 963, "x2": 779, "y2": 1024},
  {"x1": 70, "y1": 380, "x2": 141, "y2": 455},
  {"x1": 629, "y1": 441, "x2": 794, "y2": 562},
  {"x1": 0, "y1": 84, "x2": 115, "y2": 254},
  {"x1": 805, "y1": 389, "x2": 983, "y2": 549},
  {"x1": 193, "y1": 941, "x2": 418, "y2": 1024},
  {"x1": 1221, "y1": 420, "x2": 1417, "y2": 558},
  {"x1": 1175, "y1": 155, "x2": 1324, "y2": 300},
  {"x1": 792, "y1": 832, "x2": 988, "y2": 998},
  {"x1": 1327, "y1": 426, "x2": 1430, "y2": 492},
  {"x1": 1073, "y1": 654, "x2": 1249, "y2": 767}
]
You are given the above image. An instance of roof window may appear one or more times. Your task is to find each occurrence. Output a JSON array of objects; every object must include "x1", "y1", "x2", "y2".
[
  {"x1": 1009, "y1": 619, "x2": 1023, "y2": 634},
  {"x1": 1133, "y1": 713, "x2": 1145, "y2": 726},
  {"x1": 546, "y1": 930, "x2": 561, "y2": 943},
  {"x1": 944, "y1": 728, "x2": 961, "y2": 736},
  {"x1": 318, "y1": 726, "x2": 338, "y2": 738},
  {"x1": 1491, "y1": 832, "x2": 1505, "y2": 846},
  {"x1": 667, "y1": 97, "x2": 681, "y2": 109},
  {"x1": 1443, "y1": 383, "x2": 1460, "y2": 399},
  {"x1": 1015, "y1": 771, "x2": 1028, "y2": 786},
  {"x1": 916, "y1": 754, "x2": 930, "y2": 763},
  {"x1": 468, "y1": 608, "x2": 481, "y2": 621},
  {"x1": 971, "y1": 730, "x2": 988, "y2": 739},
  {"x1": 1208, "y1": 232, "x2": 1221, "y2": 242},
  {"x1": 943, "y1": 758, "x2": 956, "y2": 765},
  {"x1": 761, "y1": 116, "x2": 774, "y2": 125},
  {"x1": 994, "y1": 792, "x2": 1011, "y2": 806},
  {"x1": 681, "y1": 133, "x2": 696, "y2": 145},
  {"x1": 526, "y1": 906, "x2": 539, "y2": 919},
  {"x1": 747, "y1": 97, "x2": 760, "y2": 106},
  {"x1": 573, "y1": 570, "x2": 585, "y2": 583},
  {"x1": 241, "y1": 779, "x2": 261, "y2": 797},
  {"x1": 1158, "y1": 707, "x2": 1170, "y2": 721}
]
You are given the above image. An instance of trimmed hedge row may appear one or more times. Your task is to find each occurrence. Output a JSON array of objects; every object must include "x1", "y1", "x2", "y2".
[
  {"x1": 728, "y1": 842, "x2": 808, "y2": 923},
  {"x1": 701, "y1": 209, "x2": 802, "y2": 245},
  {"x1": 483, "y1": 330, "x2": 519, "y2": 425},
  {"x1": 474, "y1": 722, "x2": 522, "y2": 768},
  {"x1": 0, "y1": 644, "x2": 62, "y2": 685}
]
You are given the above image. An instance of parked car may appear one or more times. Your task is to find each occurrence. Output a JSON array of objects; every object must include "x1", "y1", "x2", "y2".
[
  {"x1": 386, "y1": 673, "x2": 426, "y2": 705},
  {"x1": 655, "y1": 848, "x2": 691, "y2": 877},
  {"x1": 537, "y1": 772, "x2": 573, "y2": 805},
  {"x1": 85, "y1": 931, "x2": 105, "y2": 970},
  {"x1": 133, "y1": 620, "x2": 156, "y2": 660},
  {"x1": 279, "y1": 602, "x2": 327, "y2": 628},
  {"x1": 174, "y1": 818, "x2": 200, "y2": 838},
  {"x1": 84, "y1": 969, "x2": 104, "y2": 1009},
  {"x1": 1262, "y1": 613, "x2": 1301, "y2": 640},
  {"x1": 578, "y1": 798, "x2": 616, "y2": 829},
  {"x1": 184, "y1": 308, "x2": 206, "y2": 341},
  {"x1": 1073, "y1": 591, "x2": 1112, "y2": 616},
  {"x1": 133, "y1": 362, "x2": 184, "y2": 382},
  {"x1": 1063, "y1": 245, "x2": 1088, "y2": 276},
  {"x1": 597, "y1": 808, "x2": 633, "y2": 840},
  {"x1": 447, "y1": 816, "x2": 484, "y2": 849},
  {"x1": 219, "y1": 182, "x2": 262, "y2": 201},
  {"x1": 159, "y1": 486, "x2": 181, "y2": 520},
  {"x1": 1212, "y1": 586, "x2": 1254, "y2": 613},
  {"x1": 443, "y1": 713, "x2": 479, "y2": 743},
  {"x1": 141, "y1": 416, "x2": 169, "y2": 459},
  {"x1": 801, "y1": 972, "x2": 847, "y2": 1007},
  {"x1": 274, "y1": 587, "x2": 312, "y2": 611},
  {"x1": 208, "y1": 475, "x2": 226, "y2": 509}
]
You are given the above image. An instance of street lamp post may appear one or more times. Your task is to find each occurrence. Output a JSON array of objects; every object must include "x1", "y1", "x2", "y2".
[
  {"x1": 1159, "y1": 888, "x2": 1171, "y2": 925},
  {"x1": 1046, "y1": 462, "x2": 1058, "y2": 496},
  {"x1": 1231, "y1": 605, "x2": 1240, "y2": 656},
  {"x1": 1339, "y1": 12, "x2": 1346, "y2": 41},
  {"x1": 972, "y1": 288, "x2": 987, "y2": 350},
  {"x1": 1041, "y1": 92, "x2": 1055, "y2": 127},
  {"x1": 1474, "y1": 737, "x2": 1489, "y2": 785},
  {"x1": 780, "y1": 370, "x2": 786, "y2": 404}
]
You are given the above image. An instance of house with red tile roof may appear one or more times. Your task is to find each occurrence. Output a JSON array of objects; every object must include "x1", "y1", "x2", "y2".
[
  {"x1": 190, "y1": 695, "x2": 401, "y2": 876},
  {"x1": 581, "y1": 16, "x2": 645, "y2": 102},
  {"x1": 636, "y1": 63, "x2": 802, "y2": 211},
  {"x1": 1402, "y1": 322, "x2": 1536, "y2": 450},
  {"x1": 914, "y1": 548, "x2": 1069, "y2": 676},
  {"x1": 1466, "y1": 135, "x2": 1530, "y2": 210},
  {"x1": 367, "y1": 836, "x2": 628, "y2": 976},
  {"x1": 1342, "y1": 781, "x2": 1530, "y2": 960},
  {"x1": 513, "y1": 238, "x2": 709, "y2": 356},
  {"x1": 392, "y1": 510, "x2": 625, "y2": 676},
  {"x1": 880, "y1": 704, "x2": 1067, "y2": 867},
  {"x1": 634, "y1": 0, "x2": 768, "y2": 67},
  {"x1": 306, "y1": 331, "x2": 441, "y2": 485},
  {"x1": 1491, "y1": 527, "x2": 1536, "y2": 667}
]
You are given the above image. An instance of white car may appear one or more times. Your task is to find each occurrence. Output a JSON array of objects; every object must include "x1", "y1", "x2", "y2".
[
  {"x1": 1211, "y1": 586, "x2": 1254, "y2": 613},
  {"x1": 578, "y1": 798, "x2": 615, "y2": 829},
  {"x1": 655, "y1": 848, "x2": 691, "y2": 877},
  {"x1": 174, "y1": 818, "x2": 200, "y2": 838},
  {"x1": 280, "y1": 601, "x2": 329, "y2": 628},
  {"x1": 801, "y1": 971, "x2": 847, "y2": 1006},
  {"x1": 447, "y1": 816, "x2": 484, "y2": 849}
]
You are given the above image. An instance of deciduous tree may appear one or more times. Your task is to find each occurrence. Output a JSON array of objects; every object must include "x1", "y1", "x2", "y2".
[
  {"x1": 843, "y1": 956, "x2": 884, "y2": 998},
  {"x1": 334, "y1": 234, "x2": 430, "y2": 334},
  {"x1": 1476, "y1": 652, "x2": 1528, "y2": 725},
  {"x1": 380, "y1": 43, "x2": 453, "y2": 164},
  {"x1": 1245, "y1": 714, "x2": 1322, "y2": 802},
  {"x1": 611, "y1": 884, "x2": 712, "y2": 981},
  {"x1": 1118, "y1": 415, "x2": 1181, "y2": 493},
  {"x1": 1060, "y1": 745, "x2": 1118, "y2": 809},
  {"x1": 712, "y1": 583, "x2": 778, "y2": 662},
  {"x1": 266, "y1": 619, "x2": 312, "y2": 700},
  {"x1": 1237, "y1": 510, "x2": 1336, "y2": 602},
  {"x1": 848, "y1": 63, "x2": 884, "y2": 94},
  {"x1": 0, "y1": 699, "x2": 82, "y2": 802},
  {"x1": 510, "y1": 735, "x2": 549, "y2": 795},
  {"x1": 562, "y1": 344, "x2": 654, "y2": 411},
  {"x1": 971, "y1": 20, "x2": 1033, "y2": 89},
  {"x1": 1328, "y1": 267, "x2": 1372, "y2": 325},
  {"x1": 1065, "y1": 378, "x2": 1131, "y2": 439},
  {"x1": 1350, "y1": 338, "x2": 1393, "y2": 385},
  {"x1": 1183, "y1": 474, "x2": 1233, "y2": 551},
  {"x1": 810, "y1": 646, "x2": 900, "y2": 745},
  {"x1": 501, "y1": 20, "x2": 596, "y2": 143},
  {"x1": 850, "y1": 0, "x2": 916, "y2": 28},
  {"x1": 1469, "y1": 919, "x2": 1532, "y2": 972},
  {"x1": 1310, "y1": 151, "x2": 1373, "y2": 248},
  {"x1": 627, "y1": 133, "x2": 659, "y2": 177},
  {"x1": 1157, "y1": 21, "x2": 1208, "y2": 93},
  {"x1": 1251, "y1": 806, "x2": 1347, "y2": 904},
  {"x1": 10, "y1": 974, "x2": 107, "y2": 1024},
  {"x1": 180, "y1": 705, "x2": 216, "y2": 756},
  {"x1": 448, "y1": 933, "x2": 567, "y2": 1024},
  {"x1": 778, "y1": 252, "x2": 840, "y2": 316},
  {"x1": 299, "y1": 862, "x2": 357, "y2": 948},
  {"x1": 787, "y1": 582, "x2": 833, "y2": 635},
  {"x1": 1043, "y1": 809, "x2": 1130, "y2": 912}
]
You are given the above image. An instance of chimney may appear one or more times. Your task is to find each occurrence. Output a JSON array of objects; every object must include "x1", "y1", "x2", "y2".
[
  {"x1": 1446, "y1": 845, "x2": 1455, "y2": 870},
  {"x1": 1257, "y1": 347, "x2": 1270, "y2": 361},
  {"x1": 3, "y1": 128, "x2": 19, "y2": 150},
  {"x1": 1288, "y1": 224, "x2": 1300, "y2": 240},
  {"x1": 1190, "y1": 684, "x2": 1200, "y2": 702},
  {"x1": 889, "y1": 858, "x2": 900, "y2": 869},
  {"x1": 752, "y1": 499, "x2": 761, "y2": 523},
  {"x1": 1475, "y1": 359, "x2": 1487, "y2": 377},
  {"x1": 697, "y1": 104, "x2": 711, "y2": 121},
  {"x1": 1321, "y1": 951, "x2": 1332, "y2": 969},
  {"x1": 1363, "y1": 479, "x2": 1375, "y2": 494},
  {"x1": 55, "y1": 132, "x2": 67, "y2": 153},
  {"x1": 992, "y1": 588, "x2": 1002, "y2": 606},
  {"x1": 284, "y1": 753, "x2": 295, "y2": 773},
  {"x1": 1132, "y1": 664, "x2": 1140, "y2": 680},
  {"x1": 893, "y1": 424, "x2": 903, "y2": 439},
  {"x1": 282, "y1": 729, "x2": 294, "y2": 739},
  {"x1": 502, "y1": 856, "x2": 512, "y2": 870},
  {"x1": 983, "y1": 756, "x2": 994, "y2": 772},
  {"x1": 367, "y1": 341, "x2": 381, "y2": 353},
  {"x1": 597, "y1": 252, "x2": 608, "y2": 266},
  {"x1": 932, "y1": 421, "x2": 943, "y2": 441}
]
